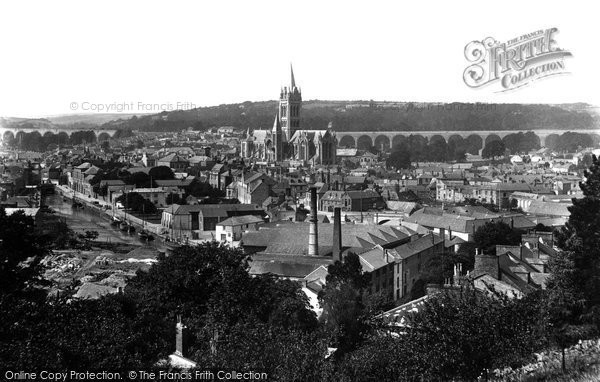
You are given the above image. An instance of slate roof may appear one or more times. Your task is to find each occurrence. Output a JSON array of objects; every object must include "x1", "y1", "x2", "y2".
[
  {"x1": 241, "y1": 221, "x2": 413, "y2": 257},
  {"x1": 249, "y1": 253, "x2": 334, "y2": 278},
  {"x1": 163, "y1": 203, "x2": 262, "y2": 216},
  {"x1": 217, "y1": 215, "x2": 264, "y2": 227},
  {"x1": 527, "y1": 200, "x2": 572, "y2": 217},
  {"x1": 404, "y1": 208, "x2": 478, "y2": 233},
  {"x1": 155, "y1": 178, "x2": 195, "y2": 187}
]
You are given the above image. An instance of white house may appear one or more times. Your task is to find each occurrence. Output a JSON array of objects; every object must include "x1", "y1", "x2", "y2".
[{"x1": 215, "y1": 215, "x2": 264, "y2": 244}]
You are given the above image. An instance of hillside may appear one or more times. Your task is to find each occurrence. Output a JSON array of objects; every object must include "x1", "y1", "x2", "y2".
[
  {"x1": 2, "y1": 101, "x2": 598, "y2": 133},
  {"x1": 99, "y1": 100, "x2": 599, "y2": 133}
]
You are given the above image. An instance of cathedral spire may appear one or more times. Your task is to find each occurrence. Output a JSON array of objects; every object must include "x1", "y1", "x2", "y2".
[
  {"x1": 272, "y1": 113, "x2": 281, "y2": 132},
  {"x1": 290, "y1": 63, "x2": 296, "y2": 89}
]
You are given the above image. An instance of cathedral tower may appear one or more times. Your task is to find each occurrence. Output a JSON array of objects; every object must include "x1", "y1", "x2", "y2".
[{"x1": 279, "y1": 64, "x2": 302, "y2": 142}]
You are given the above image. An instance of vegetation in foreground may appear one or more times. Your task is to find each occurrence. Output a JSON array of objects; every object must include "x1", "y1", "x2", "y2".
[{"x1": 1, "y1": 155, "x2": 599, "y2": 380}]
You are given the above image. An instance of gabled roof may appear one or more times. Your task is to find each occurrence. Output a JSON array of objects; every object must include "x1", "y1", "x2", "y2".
[
  {"x1": 241, "y1": 221, "x2": 412, "y2": 257},
  {"x1": 391, "y1": 234, "x2": 443, "y2": 260},
  {"x1": 155, "y1": 178, "x2": 195, "y2": 187},
  {"x1": 217, "y1": 215, "x2": 264, "y2": 227}
]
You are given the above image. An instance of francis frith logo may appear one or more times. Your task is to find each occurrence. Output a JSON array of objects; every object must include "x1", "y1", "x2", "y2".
[{"x1": 463, "y1": 28, "x2": 572, "y2": 92}]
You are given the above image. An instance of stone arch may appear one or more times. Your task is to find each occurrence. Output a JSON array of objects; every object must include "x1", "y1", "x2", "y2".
[
  {"x1": 374, "y1": 135, "x2": 391, "y2": 152},
  {"x1": 357, "y1": 135, "x2": 374, "y2": 150},
  {"x1": 465, "y1": 134, "x2": 483, "y2": 154},
  {"x1": 339, "y1": 135, "x2": 356, "y2": 148},
  {"x1": 98, "y1": 132, "x2": 110, "y2": 142},
  {"x1": 485, "y1": 134, "x2": 502, "y2": 145},
  {"x1": 447, "y1": 134, "x2": 464, "y2": 147},
  {"x1": 392, "y1": 135, "x2": 408, "y2": 149},
  {"x1": 429, "y1": 135, "x2": 447, "y2": 145}
]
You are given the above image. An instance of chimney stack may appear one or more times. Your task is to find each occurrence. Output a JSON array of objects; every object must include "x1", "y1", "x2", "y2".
[
  {"x1": 308, "y1": 187, "x2": 319, "y2": 256},
  {"x1": 474, "y1": 249, "x2": 500, "y2": 279},
  {"x1": 333, "y1": 207, "x2": 342, "y2": 261}
]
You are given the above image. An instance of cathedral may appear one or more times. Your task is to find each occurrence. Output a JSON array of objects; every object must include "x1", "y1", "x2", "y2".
[{"x1": 240, "y1": 66, "x2": 337, "y2": 166}]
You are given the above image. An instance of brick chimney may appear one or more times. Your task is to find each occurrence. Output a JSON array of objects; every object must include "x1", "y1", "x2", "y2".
[
  {"x1": 175, "y1": 315, "x2": 187, "y2": 357},
  {"x1": 308, "y1": 187, "x2": 318, "y2": 256},
  {"x1": 333, "y1": 207, "x2": 342, "y2": 261},
  {"x1": 474, "y1": 248, "x2": 499, "y2": 279}
]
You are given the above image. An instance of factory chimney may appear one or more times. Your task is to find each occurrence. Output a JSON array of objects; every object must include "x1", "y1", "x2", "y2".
[
  {"x1": 333, "y1": 207, "x2": 342, "y2": 261},
  {"x1": 308, "y1": 187, "x2": 319, "y2": 256}
]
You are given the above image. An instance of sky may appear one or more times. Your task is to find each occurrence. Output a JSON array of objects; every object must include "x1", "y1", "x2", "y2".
[{"x1": 0, "y1": 0, "x2": 598, "y2": 117}]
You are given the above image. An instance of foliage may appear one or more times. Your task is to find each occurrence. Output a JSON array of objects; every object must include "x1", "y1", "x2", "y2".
[
  {"x1": 319, "y1": 253, "x2": 373, "y2": 354},
  {"x1": 336, "y1": 289, "x2": 548, "y2": 381},
  {"x1": 185, "y1": 178, "x2": 224, "y2": 198},
  {"x1": 482, "y1": 140, "x2": 506, "y2": 159},
  {"x1": 545, "y1": 155, "x2": 600, "y2": 362},
  {"x1": 115, "y1": 192, "x2": 157, "y2": 214},
  {"x1": 148, "y1": 166, "x2": 175, "y2": 182},
  {"x1": 0, "y1": 294, "x2": 162, "y2": 369},
  {"x1": 0, "y1": 208, "x2": 48, "y2": 296},
  {"x1": 553, "y1": 155, "x2": 600, "y2": 305},
  {"x1": 386, "y1": 144, "x2": 411, "y2": 169},
  {"x1": 192, "y1": 322, "x2": 333, "y2": 381},
  {"x1": 414, "y1": 243, "x2": 475, "y2": 298},
  {"x1": 125, "y1": 243, "x2": 318, "y2": 360},
  {"x1": 95, "y1": 101, "x2": 597, "y2": 134},
  {"x1": 502, "y1": 131, "x2": 541, "y2": 154},
  {"x1": 551, "y1": 132, "x2": 594, "y2": 152},
  {"x1": 473, "y1": 221, "x2": 521, "y2": 255}
]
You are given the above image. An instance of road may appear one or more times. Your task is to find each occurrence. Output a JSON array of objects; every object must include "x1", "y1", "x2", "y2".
[{"x1": 45, "y1": 194, "x2": 164, "y2": 249}]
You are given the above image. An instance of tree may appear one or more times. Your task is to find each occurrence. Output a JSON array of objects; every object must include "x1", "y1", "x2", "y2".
[
  {"x1": 386, "y1": 144, "x2": 411, "y2": 169},
  {"x1": 555, "y1": 132, "x2": 593, "y2": 152},
  {"x1": 545, "y1": 251, "x2": 595, "y2": 372},
  {"x1": 185, "y1": 179, "x2": 224, "y2": 198},
  {"x1": 336, "y1": 288, "x2": 547, "y2": 382},
  {"x1": 125, "y1": 243, "x2": 318, "y2": 361},
  {"x1": 0, "y1": 294, "x2": 163, "y2": 369},
  {"x1": 534, "y1": 223, "x2": 553, "y2": 232},
  {"x1": 482, "y1": 140, "x2": 506, "y2": 159},
  {"x1": 554, "y1": 155, "x2": 600, "y2": 305},
  {"x1": 127, "y1": 172, "x2": 151, "y2": 188},
  {"x1": 115, "y1": 192, "x2": 157, "y2": 214},
  {"x1": 318, "y1": 253, "x2": 373, "y2": 354},
  {"x1": 192, "y1": 322, "x2": 332, "y2": 380},
  {"x1": 426, "y1": 138, "x2": 448, "y2": 162},
  {"x1": 547, "y1": 155, "x2": 600, "y2": 354},
  {"x1": 473, "y1": 221, "x2": 520, "y2": 255},
  {"x1": 0, "y1": 208, "x2": 49, "y2": 297},
  {"x1": 148, "y1": 166, "x2": 175, "y2": 183}
]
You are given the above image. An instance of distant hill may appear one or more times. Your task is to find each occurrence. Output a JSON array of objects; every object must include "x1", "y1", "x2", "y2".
[
  {"x1": 98, "y1": 100, "x2": 599, "y2": 133},
  {"x1": 2, "y1": 101, "x2": 599, "y2": 133}
]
